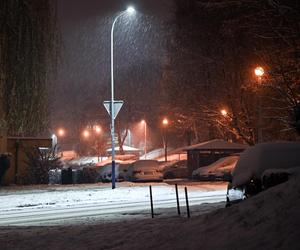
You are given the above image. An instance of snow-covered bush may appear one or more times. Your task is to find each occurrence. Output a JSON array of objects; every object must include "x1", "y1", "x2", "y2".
[{"x1": 23, "y1": 146, "x2": 62, "y2": 185}]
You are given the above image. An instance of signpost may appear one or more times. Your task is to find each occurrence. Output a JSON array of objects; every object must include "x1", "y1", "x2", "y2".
[
  {"x1": 103, "y1": 100, "x2": 123, "y2": 119},
  {"x1": 103, "y1": 100, "x2": 123, "y2": 189}
]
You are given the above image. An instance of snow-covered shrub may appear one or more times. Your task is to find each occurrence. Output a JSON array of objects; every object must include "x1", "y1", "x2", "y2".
[{"x1": 23, "y1": 146, "x2": 62, "y2": 185}]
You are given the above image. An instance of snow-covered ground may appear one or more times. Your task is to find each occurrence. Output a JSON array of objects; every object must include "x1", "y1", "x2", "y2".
[
  {"x1": 0, "y1": 182, "x2": 227, "y2": 226},
  {"x1": 1, "y1": 174, "x2": 300, "y2": 250}
]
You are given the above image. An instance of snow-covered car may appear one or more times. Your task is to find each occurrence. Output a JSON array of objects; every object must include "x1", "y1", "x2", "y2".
[
  {"x1": 192, "y1": 155, "x2": 239, "y2": 181},
  {"x1": 226, "y1": 142, "x2": 300, "y2": 206},
  {"x1": 127, "y1": 160, "x2": 163, "y2": 182},
  {"x1": 163, "y1": 160, "x2": 188, "y2": 179},
  {"x1": 97, "y1": 163, "x2": 131, "y2": 183}
]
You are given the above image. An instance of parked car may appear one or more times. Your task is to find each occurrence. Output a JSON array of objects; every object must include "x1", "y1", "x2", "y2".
[
  {"x1": 163, "y1": 160, "x2": 188, "y2": 179},
  {"x1": 97, "y1": 163, "x2": 131, "y2": 182},
  {"x1": 226, "y1": 142, "x2": 300, "y2": 206},
  {"x1": 127, "y1": 160, "x2": 163, "y2": 182},
  {"x1": 192, "y1": 155, "x2": 239, "y2": 181}
]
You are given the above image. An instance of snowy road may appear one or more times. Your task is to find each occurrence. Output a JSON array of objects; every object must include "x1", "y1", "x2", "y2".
[{"x1": 0, "y1": 182, "x2": 227, "y2": 226}]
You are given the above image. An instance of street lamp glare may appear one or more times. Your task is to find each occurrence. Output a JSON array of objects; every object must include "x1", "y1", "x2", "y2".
[
  {"x1": 95, "y1": 126, "x2": 102, "y2": 134},
  {"x1": 58, "y1": 128, "x2": 65, "y2": 137},
  {"x1": 254, "y1": 66, "x2": 264, "y2": 77},
  {"x1": 83, "y1": 130, "x2": 90, "y2": 138},
  {"x1": 221, "y1": 109, "x2": 228, "y2": 116},
  {"x1": 162, "y1": 118, "x2": 169, "y2": 126},
  {"x1": 127, "y1": 6, "x2": 135, "y2": 14}
]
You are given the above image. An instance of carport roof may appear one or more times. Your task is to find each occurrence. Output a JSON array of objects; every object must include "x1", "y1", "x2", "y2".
[{"x1": 184, "y1": 139, "x2": 248, "y2": 151}]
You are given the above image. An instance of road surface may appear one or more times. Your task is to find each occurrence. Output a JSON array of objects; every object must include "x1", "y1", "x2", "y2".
[{"x1": 0, "y1": 182, "x2": 227, "y2": 226}]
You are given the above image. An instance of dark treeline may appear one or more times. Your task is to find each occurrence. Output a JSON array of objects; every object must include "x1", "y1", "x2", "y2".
[
  {"x1": 161, "y1": 0, "x2": 300, "y2": 145},
  {"x1": 0, "y1": 0, "x2": 59, "y2": 136}
]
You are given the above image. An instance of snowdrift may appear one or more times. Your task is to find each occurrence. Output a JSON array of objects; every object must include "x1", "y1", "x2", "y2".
[{"x1": 1, "y1": 174, "x2": 300, "y2": 249}]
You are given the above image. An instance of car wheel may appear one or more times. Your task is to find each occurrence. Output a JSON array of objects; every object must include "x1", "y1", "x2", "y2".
[{"x1": 225, "y1": 197, "x2": 231, "y2": 207}]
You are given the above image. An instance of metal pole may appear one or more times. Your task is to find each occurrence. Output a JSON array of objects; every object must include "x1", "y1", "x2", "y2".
[
  {"x1": 175, "y1": 184, "x2": 181, "y2": 215},
  {"x1": 110, "y1": 12, "x2": 124, "y2": 189},
  {"x1": 164, "y1": 127, "x2": 168, "y2": 162},
  {"x1": 184, "y1": 187, "x2": 190, "y2": 218},
  {"x1": 257, "y1": 76, "x2": 263, "y2": 143},
  {"x1": 144, "y1": 122, "x2": 147, "y2": 159},
  {"x1": 149, "y1": 185, "x2": 154, "y2": 218},
  {"x1": 258, "y1": 91, "x2": 263, "y2": 143}
]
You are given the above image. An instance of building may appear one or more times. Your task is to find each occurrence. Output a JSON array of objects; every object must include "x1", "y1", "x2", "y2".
[{"x1": 1, "y1": 137, "x2": 52, "y2": 185}]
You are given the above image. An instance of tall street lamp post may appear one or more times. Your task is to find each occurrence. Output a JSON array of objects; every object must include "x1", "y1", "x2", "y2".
[
  {"x1": 254, "y1": 66, "x2": 264, "y2": 143},
  {"x1": 110, "y1": 6, "x2": 135, "y2": 189},
  {"x1": 141, "y1": 120, "x2": 147, "y2": 159},
  {"x1": 162, "y1": 118, "x2": 169, "y2": 162}
]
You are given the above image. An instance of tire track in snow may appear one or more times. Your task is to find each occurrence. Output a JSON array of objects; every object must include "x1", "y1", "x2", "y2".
[{"x1": 0, "y1": 194, "x2": 225, "y2": 226}]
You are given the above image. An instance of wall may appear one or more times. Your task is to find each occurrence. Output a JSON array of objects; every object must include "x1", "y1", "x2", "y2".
[{"x1": 3, "y1": 137, "x2": 52, "y2": 185}]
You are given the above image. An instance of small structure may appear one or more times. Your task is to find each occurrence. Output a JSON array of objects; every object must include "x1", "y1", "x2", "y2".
[
  {"x1": 185, "y1": 139, "x2": 248, "y2": 177},
  {"x1": 3, "y1": 137, "x2": 52, "y2": 185}
]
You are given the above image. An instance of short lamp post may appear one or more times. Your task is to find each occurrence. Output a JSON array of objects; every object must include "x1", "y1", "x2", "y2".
[
  {"x1": 110, "y1": 6, "x2": 135, "y2": 189},
  {"x1": 141, "y1": 120, "x2": 147, "y2": 159},
  {"x1": 162, "y1": 118, "x2": 169, "y2": 162},
  {"x1": 254, "y1": 66, "x2": 265, "y2": 143}
]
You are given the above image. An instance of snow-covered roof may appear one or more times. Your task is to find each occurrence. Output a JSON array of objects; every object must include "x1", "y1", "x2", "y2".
[
  {"x1": 106, "y1": 145, "x2": 141, "y2": 152},
  {"x1": 184, "y1": 139, "x2": 248, "y2": 151}
]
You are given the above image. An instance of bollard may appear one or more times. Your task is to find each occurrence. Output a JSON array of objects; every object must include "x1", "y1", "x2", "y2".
[
  {"x1": 175, "y1": 184, "x2": 181, "y2": 215},
  {"x1": 185, "y1": 187, "x2": 190, "y2": 218},
  {"x1": 149, "y1": 185, "x2": 154, "y2": 218}
]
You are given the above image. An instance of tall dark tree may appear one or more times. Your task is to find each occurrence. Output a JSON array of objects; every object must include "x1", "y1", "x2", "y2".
[
  {"x1": 161, "y1": 0, "x2": 300, "y2": 145},
  {"x1": 0, "y1": 0, "x2": 59, "y2": 136}
]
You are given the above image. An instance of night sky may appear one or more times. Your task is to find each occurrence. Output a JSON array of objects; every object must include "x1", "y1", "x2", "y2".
[
  {"x1": 52, "y1": 0, "x2": 174, "y2": 138},
  {"x1": 56, "y1": 0, "x2": 173, "y2": 88}
]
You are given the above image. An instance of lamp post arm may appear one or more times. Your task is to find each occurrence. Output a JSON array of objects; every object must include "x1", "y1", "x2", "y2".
[
  {"x1": 111, "y1": 11, "x2": 125, "y2": 104},
  {"x1": 110, "y1": 11, "x2": 125, "y2": 189}
]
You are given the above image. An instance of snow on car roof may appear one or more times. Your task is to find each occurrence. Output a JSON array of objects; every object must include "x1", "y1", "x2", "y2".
[
  {"x1": 232, "y1": 141, "x2": 300, "y2": 186},
  {"x1": 193, "y1": 155, "x2": 239, "y2": 176},
  {"x1": 132, "y1": 160, "x2": 159, "y2": 169}
]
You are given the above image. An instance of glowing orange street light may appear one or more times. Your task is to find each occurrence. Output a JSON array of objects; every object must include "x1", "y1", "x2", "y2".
[
  {"x1": 254, "y1": 66, "x2": 264, "y2": 77},
  {"x1": 57, "y1": 128, "x2": 65, "y2": 137},
  {"x1": 221, "y1": 109, "x2": 228, "y2": 117},
  {"x1": 95, "y1": 125, "x2": 102, "y2": 134},
  {"x1": 83, "y1": 130, "x2": 90, "y2": 138},
  {"x1": 162, "y1": 118, "x2": 169, "y2": 126}
]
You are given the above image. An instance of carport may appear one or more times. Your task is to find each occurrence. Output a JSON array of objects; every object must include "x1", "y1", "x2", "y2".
[{"x1": 185, "y1": 139, "x2": 247, "y2": 177}]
